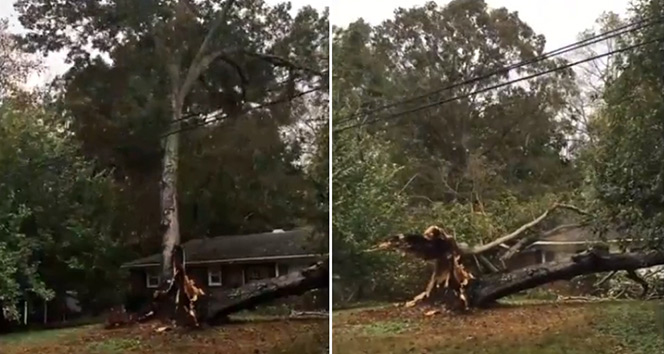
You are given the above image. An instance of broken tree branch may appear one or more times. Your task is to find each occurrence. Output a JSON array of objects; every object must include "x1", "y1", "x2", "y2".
[
  {"x1": 468, "y1": 204, "x2": 589, "y2": 254},
  {"x1": 179, "y1": 0, "x2": 237, "y2": 101},
  {"x1": 500, "y1": 223, "x2": 584, "y2": 262}
]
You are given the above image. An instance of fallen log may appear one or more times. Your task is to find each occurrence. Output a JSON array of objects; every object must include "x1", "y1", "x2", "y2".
[
  {"x1": 468, "y1": 249, "x2": 664, "y2": 306},
  {"x1": 205, "y1": 260, "x2": 328, "y2": 324}
]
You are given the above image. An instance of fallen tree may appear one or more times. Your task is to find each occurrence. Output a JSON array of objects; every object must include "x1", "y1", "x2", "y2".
[
  {"x1": 468, "y1": 248, "x2": 664, "y2": 306},
  {"x1": 372, "y1": 203, "x2": 664, "y2": 311},
  {"x1": 205, "y1": 260, "x2": 328, "y2": 324},
  {"x1": 113, "y1": 248, "x2": 328, "y2": 329}
]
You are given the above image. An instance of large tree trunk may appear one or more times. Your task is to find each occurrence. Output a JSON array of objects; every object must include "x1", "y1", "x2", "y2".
[
  {"x1": 204, "y1": 260, "x2": 329, "y2": 325},
  {"x1": 467, "y1": 249, "x2": 664, "y2": 306},
  {"x1": 374, "y1": 206, "x2": 662, "y2": 311},
  {"x1": 159, "y1": 113, "x2": 182, "y2": 286}
]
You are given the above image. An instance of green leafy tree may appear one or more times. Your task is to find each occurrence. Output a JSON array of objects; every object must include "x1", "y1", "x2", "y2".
[
  {"x1": 586, "y1": 0, "x2": 664, "y2": 243},
  {"x1": 0, "y1": 99, "x2": 121, "y2": 320},
  {"x1": 15, "y1": 1, "x2": 329, "y2": 268}
]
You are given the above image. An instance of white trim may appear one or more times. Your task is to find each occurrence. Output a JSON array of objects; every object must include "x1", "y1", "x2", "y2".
[
  {"x1": 146, "y1": 273, "x2": 160, "y2": 289},
  {"x1": 207, "y1": 267, "x2": 222, "y2": 287},
  {"x1": 531, "y1": 238, "x2": 646, "y2": 247},
  {"x1": 122, "y1": 253, "x2": 322, "y2": 268}
]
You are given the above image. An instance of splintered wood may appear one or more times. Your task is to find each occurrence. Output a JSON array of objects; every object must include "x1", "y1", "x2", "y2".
[
  {"x1": 376, "y1": 225, "x2": 475, "y2": 312},
  {"x1": 106, "y1": 246, "x2": 206, "y2": 331},
  {"x1": 158, "y1": 245, "x2": 206, "y2": 328}
]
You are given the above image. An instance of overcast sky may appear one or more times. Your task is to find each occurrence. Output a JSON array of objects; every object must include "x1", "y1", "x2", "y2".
[
  {"x1": 0, "y1": 0, "x2": 328, "y2": 86},
  {"x1": 331, "y1": 0, "x2": 633, "y2": 50},
  {"x1": 0, "y1": 0, "x2": 633, "y2": 86}
]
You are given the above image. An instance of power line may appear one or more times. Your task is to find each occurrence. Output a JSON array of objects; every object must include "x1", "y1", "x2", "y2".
[
  {"x1": 172, "y1": 76, "x2": 314, "y2": 124},
  {"x1": 162, "y1": 85, "x2": 324, "y2": 138},
  {"x1": 334, "y1": 36, "x2": 664, "y2": 133},
  {"x1": 335, "y1": 15, "x2": 661, "y2": 128}
]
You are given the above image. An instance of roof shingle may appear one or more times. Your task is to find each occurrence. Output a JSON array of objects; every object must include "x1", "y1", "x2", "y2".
[{"x1": 122, "y1": 228, "x2": 326, "y2": 267}]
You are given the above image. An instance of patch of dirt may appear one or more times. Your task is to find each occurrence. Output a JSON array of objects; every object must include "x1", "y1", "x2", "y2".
[
  {"x1": 335, "y1": 302, "x2": 592, "y2": 344},
  {"x1": 0, "y1": 318, "x2": 328, "y2": 354}
]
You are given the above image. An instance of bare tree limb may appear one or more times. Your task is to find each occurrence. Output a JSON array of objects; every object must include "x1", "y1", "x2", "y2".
[
  {"x1": 500, "y1": 223, "x2": 584, "y2": 261},
  {"x1": 244, "y1": 51, "x2": 326, "y2": 77},
  {"x1": 594, "y1": 270, "x2": 618, "y2": 287},
  {"x1": 179, "y1": 0, "x2": 237, "y2": 101},
  {"x1": 625, "y1": 269, "x2": 650, "y2": 298},
  {"x1": 468, "y1": 204, "x2": 590, "y2": 254}
]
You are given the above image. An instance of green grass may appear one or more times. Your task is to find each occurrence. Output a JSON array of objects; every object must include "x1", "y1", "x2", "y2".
[
  {"x1": 333, "y1": 300, "x2": 664, "y2": 354},
  {"x1": 0, "y1": 325, "x2": 91, "y2": 345},
  {"x1": 0, "y1": 315, "x2": 327, "y2": 354},
  {"x1": 85, "y1": 338, "x2": 142, "y2": 353},
  {"x1": 594, "y1": 301, "x2": 664, "y2": 354}
]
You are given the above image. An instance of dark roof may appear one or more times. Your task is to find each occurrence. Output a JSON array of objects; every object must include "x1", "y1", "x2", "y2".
[{"x1": 122, "y1": 228, "x2": 325, "y2": 268}]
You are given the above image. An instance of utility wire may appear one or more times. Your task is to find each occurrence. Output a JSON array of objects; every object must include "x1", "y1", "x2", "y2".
[
  {"x1": 162, "y1": 86, "x2": 324, "y2": 137},
  {"x1": 334, "y1": 36, "x2": 664, "y2": 133},
  {"x1": 335, "y1": 15, "x2": 661, "y2": 128}
]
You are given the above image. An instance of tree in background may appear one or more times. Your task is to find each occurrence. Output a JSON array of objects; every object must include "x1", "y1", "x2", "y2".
[
  {"x1": 332, "y1": 0, "x2": 583, "y2": 303},
  {"x1": 0, "y1": 97, "x2": 122, "y2": 320},
  {"x1": 2, "y1": 0, "x2": 328, "y2": 322},
  {"x1": 14, "y1": 0, "x2": 328, "y2": 279},
  {"x1": 585, "y1": 0, "x2": 664, "y2": 244}
]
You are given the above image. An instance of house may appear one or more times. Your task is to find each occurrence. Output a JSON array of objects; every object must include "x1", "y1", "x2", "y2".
[
  {"x1": 121, "y1": 228, "x2": 326, "y2": 307},
  {"x1": 503, "y1": 226, "x2": 660, "y2": 295},
  {"x1": 504, "y1": 226, "x2": 623, "y2": 270}
]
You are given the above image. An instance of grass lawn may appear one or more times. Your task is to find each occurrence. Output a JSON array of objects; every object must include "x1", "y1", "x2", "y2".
[
  {"x1": 332, "y1": 299, "x2": 664, "y2": 353},
  {"x1": 0, "y1": 314, "x2": 328, "y2": 354}
]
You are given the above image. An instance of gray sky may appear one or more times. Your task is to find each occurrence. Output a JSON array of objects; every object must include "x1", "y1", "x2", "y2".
[
  {"x1": 0, "y1": 0, "x2": 328, "y2": 87},
  {"x1": 331, "y1": 0, "x2": 633, "y2": 51},
  {"x1": 0, "y1": 0, "x2": 634, "y2": 86}
]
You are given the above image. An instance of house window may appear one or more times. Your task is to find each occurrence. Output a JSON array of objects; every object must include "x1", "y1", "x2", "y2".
[
  {"x1": 277, "y1": 264, "x2": 289, "y2": 277},
  {"x1": 244, "y1": 264, "x2": 276, "y2": 284},
  {"x1": 208, "y1": 267, "x2": 222, "y2": 287},
  {"x1": 146, "y1": 272, "x2": 160, "y2": 289}
]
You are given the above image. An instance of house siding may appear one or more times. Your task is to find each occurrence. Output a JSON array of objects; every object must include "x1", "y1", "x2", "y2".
[{"x1": 127, "y1": 259, "x2": 322, "y2": 309}]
